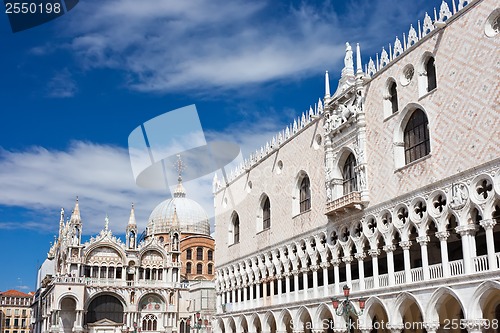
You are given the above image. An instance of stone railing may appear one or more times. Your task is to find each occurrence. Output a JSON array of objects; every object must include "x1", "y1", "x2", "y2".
[
  {"x1": 222, "y1": 253, "x2": 500, "y2": 314},
  {"x1": 325, "y1": 191, "x2": 362, "y2": 215}
]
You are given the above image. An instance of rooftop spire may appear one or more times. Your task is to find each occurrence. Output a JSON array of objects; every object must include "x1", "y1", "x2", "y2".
[
  {"x1": 173, "y1": 154, "x2": 186, "y2": 198},
  {"x1": 128, "y1": 203, "x2": 136, "y2": 226},
  {"x1": 70, "y1": 197, "x2": 81, "y2": 223},
  {"x1": 104, "y1": 214, "x2": 109, "y2": 231},
  {"x1": 172, "y1": 205, "x2": 180, "y2": 228},
  {"x1": 325, "y1": 71, "x2": 331, "y2": 99},
  {"x1": 59, "y1": 208, "x2": 64, "y2": 239},
  {"x1": 356, "y1": 43, "x2": 363, "y2": 75}
]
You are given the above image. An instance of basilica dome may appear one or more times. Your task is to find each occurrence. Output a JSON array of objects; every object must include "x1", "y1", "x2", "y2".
[{"x1": 147, "y1": 178, "x2": 210, "y2": 236}]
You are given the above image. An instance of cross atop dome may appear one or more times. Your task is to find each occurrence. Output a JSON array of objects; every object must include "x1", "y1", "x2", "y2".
[{"x1": 173, "y1": 155, "x2": 186, "y2": 198}]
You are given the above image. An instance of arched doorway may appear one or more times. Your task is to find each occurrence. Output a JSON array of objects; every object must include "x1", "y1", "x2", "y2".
[{"x1": 86, "y1": 295, "x2": 124, "y2": 324}]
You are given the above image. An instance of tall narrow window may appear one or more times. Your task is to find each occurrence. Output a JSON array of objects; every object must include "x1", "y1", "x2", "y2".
[
  {"x1": 262, "y1": 196, "x2": 271, "y2": 229},
  {"x1": 426, "y1": 57, "x2": 437, "y2": 92},
  {"x1": 300, "y1": 176, "x2": 311, "y2": 212},
  {"x1": 196, "y1": 263, "x2": 203, "y2": 275},
  {"x1": 389, "y1": 81, "x2": 398, "y2": 113},
  {"x1": 186, "y1": 262, "x2": 192, "y2": 274},
  {"x1": 196, "y1": 247, "x2": 203, "y2": 260},
  {"x1": 342, "y1": 153, "x2": 358, "y2": 194},
  {"x1": 207, "y1": 250, "x2": 213, "y2": 261},
  {"x1": 142, "y1": 315, "x2": 157, "y2": 331},
  {"x1": 207, "y1": 263, "x2": 213, "y2": 275},
  {"x1": 186, "y1": 248, "x2": 192, "y2": 260},
  {"x1": 233, "y1": 214, "x2": 240, "y2": 244},
  {"x1": 404, "y1": 109, "x2": 430, "y2": 164}
]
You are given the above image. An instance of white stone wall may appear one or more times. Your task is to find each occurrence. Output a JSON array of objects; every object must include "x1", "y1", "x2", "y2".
[
  {"x1": 363, "y1": 0, "x2": 500, "y2": 207},
  {"x1": 214, "y1": 119, "x2": 326, "y2": 267}
]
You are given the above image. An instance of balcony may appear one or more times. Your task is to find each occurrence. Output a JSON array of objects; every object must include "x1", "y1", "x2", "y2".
[{"x1": 325, "y1": 191, "x2": 363, "y2": 215}]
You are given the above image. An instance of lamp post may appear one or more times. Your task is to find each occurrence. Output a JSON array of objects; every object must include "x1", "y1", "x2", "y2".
[
  {"x1": 188, "y1": 313, "x2": 209, "y2": 333},
  {"x1": 331, "y1": 285, "x2": 366, "y2": 329}
]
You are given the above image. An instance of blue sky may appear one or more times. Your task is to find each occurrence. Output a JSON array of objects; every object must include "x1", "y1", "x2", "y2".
[{"x1": 0, "y1": 0, "x2": 435, "y2": 291}]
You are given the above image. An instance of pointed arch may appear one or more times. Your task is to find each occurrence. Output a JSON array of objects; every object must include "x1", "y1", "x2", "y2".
[
  {"x1": 313, "y1": 303, "x2": 334, "y2": 329},
  {"x1": 360, "y1": 296, "x2": 390, "y2": 326},
  {"x1": 468, "y1": 280, "x2": 500, "y2": 319},
  {"x1": 425, "y1": 287, "x2": 466, "y2": 323},
  {"x1": 393, "y1": 292, "x2": 425, "y2": 324}
]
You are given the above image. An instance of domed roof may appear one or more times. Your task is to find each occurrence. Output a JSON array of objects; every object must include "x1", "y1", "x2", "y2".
[{"x1": 147, "y1": 174, "x2": 210, "y2": 236}]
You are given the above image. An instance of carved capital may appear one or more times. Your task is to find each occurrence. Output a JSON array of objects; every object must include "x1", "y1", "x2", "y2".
[
  {"x1": 310, "y1": 265, "x2": 320, "y2": 272},
  {"x1": 435, "y1": 231, "x2": 449, "y2": 241},
  {"x1": 416, "y1": 236, "x2": 430, "y2": 246},
  {"x1": 342, "y1": 256, "x2": 353, "y2": 264},
  {"x1": 383, "y1": 244, "x2": 396, "y2": 253},
  {"x1": 393, "y1": 141, "x2": 405, "y2": 147},
  {"x1": 320, "y1": 262, "x2": 330, "y2": 269},
  {"x1": 368, "y1": 249, "x2": 380, "y2": 257},
  {"x1": 331, "y1": 258, "x2": 342, "y2": 266},
  {"x1": 355, "y1": 252, "x2": 366, "y2": 261},
  {"x1": 399, "y1": 241, "x2": 412, "y2": 250},
  {"x1": 480, "y1": 219, "x2": 496, "y2": 230},
  {"x1": 456, "y1": 224, "x2": 478, "y2": 236}
]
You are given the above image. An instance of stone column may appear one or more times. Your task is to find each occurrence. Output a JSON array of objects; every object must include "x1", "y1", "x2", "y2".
[
  {"x1": 343, "y1": 256, "x2": 353, "y2": 287},
  {"x1": 355, "y1": 253, "x2": 365, "y2": 290},
  {"x1": 261, "y1": 280, "x2": 266, "y2": 306},
  {"x1": 285, "y1": 272, "x2": 291, "y2": 303},
  {"x1": 243, "y1": 285, "x2": 248, "y2": 310},
  {"x1": 293, "y1": 271, "x2": 300, "y2": 301},
  {"x1": 277, "y1": 275, "x2": 283, "y2": 303},
  {"x1": 311, "y1": 266, "x2": 319, "y2": 298},
  {"x1": 456, "y1": 225, "x2": 477, "y2": 274},
  {"x1": 302, "y1": 268, "x2": 309, "y2": 292},
  {"x1": 435, "y1": 231, "x2": 450, "y2": 277},
  {"x1": 480, "y1": 219, "x2": 497, "y2": 270},
  {"x1": 383, "y1": 245, "x2": 396, "y2": 286},
  {"x1": 321, "y1": 263, "x2": 329, "y2": 297},
  {"x1": 231, "y1": 289, "x2": 236, "y2": 309},
  {"x1": 249, "y1": 283, "x2": 254, "y2": 308},
  {"x1": 417, "y1": 236, "x2": 430, "y2": 280},
  {"x1": 332, "y1": 259, "x2": 341, "y2": 295},
  {"x1": 399, "y1": 240, "x2": 412, "y2": 284},
  {"x1": 368, "y1": 249, "x2": 380, "y2": 288}
]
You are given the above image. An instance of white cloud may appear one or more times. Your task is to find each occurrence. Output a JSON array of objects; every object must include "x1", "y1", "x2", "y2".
[
  {"x1": 0, "y1": 116, "x2": 284, "y2": 236},
  {"x1": 47, "y1": 68, "x2": 78, "y2": 98},
  {"x1": 52, "y1": 0, "x2": 431, "y2": 94}
]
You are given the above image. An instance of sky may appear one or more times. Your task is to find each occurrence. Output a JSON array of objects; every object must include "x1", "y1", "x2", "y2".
[{"x1": 0, "y1": 0, "x2": 437, "y2": 292}]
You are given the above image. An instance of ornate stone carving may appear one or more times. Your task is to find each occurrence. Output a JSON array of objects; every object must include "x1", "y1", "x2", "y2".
[{"x1": 450, "y1": 183, "x2": 468, "y2": 210}]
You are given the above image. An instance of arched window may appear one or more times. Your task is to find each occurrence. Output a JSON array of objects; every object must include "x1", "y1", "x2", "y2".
[
  {"x1": 186, "y1": 262, "x2": 192, "y2": 274},
  {"x1": 404, "y1": 109, "x2": 430, "y2": 164},
  {"x1": 186, "y1": 248, "x2": 192, "y2": 260},
  {"x1": 196, "y1": 263, "x2": 203, "y2": 275},
  {"x1": 300, "y1": 176, "x2": 311, "y2": 212},
  {"x1": 233, "y1": 214, "x2": 240, "y2": 244},
  {"x1": 207, "y1": 263, "x2": 213, "y2": 275},
  {"x1": 389, "y1": 81, "x2": 398, "y2": 113},
  {"x1": 426, "y1": 57, "x2": 437, "y2": 92},
  {"x1": 207, "y1": 250, "x2": 213, "y2": 261},
  {"x1": 142, "y1": 314, "x2": 157, "y2": 331},
  {"x1": 342, "y1": 153, "x2": 358, "y2": 194},
  {"x1": 196, "y1": 247, "x2": 203, "y2": 260},
  {"x1": 262, "y1": 196, "x2": 271, "y2": 229}
]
